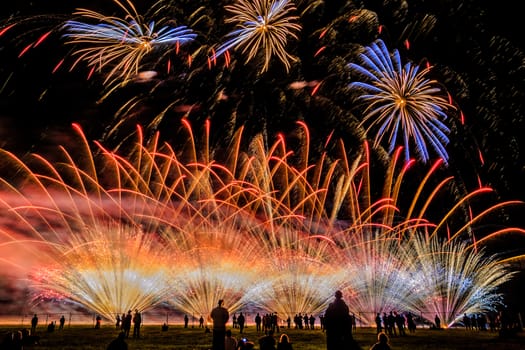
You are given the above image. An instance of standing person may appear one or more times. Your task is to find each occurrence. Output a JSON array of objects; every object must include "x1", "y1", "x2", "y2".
[
  {"x1": 184, "y1": 314, "x2": 189, "y2": 328},
  {"x1": 369, "y1": 332, "x2": 391, "y2": 350},
  {"x1": 255, "y1": 313, "x2": 262, "y2": 332},
  {"x1": 199, "y1": 315, "x2": 205, "y2": 328},
  {"x1": 120, "y1": 313, "x2": 126, "y2": 330},
  {"x1": 237, "y1": 312, "x2": 246, "y2": 334},
  {"x1": 375, "y1": 313, "x2": 382, "y2": 334},
  {"x1": 277, "y1": 333, "x2": 293, "y2": 350},
  {"x1": 210, "y1": 299, "x2": 230, "y2": 350},
  {"x1": 59, "y1": 315, "x2": 66, "y2": 330},
  {"x1": 324, "y1": 290, "x2": 356, "y2": 350},
  {"x1": 406, "y1": 312, "x2": 416, "y2": 333},
  {"x1": 123, "y1": 310, "x2": 132, "y2": 337},
  {"x1": 132, "y1": 309, "x2": 142, "y2": 338},
  {"x1": 434, "y1": 315, "x2": 441, "y2": 329},
  {"x1": 115, "y1": 314, "x2": 121, "y2": 329},
  {"x1": 394, "y1": 312, "x2": 405, "y2": 336},
  {"x1": 462, "y1": 313, "x2": 471, "y2": 330},
  {"x1": 31, "y1": 314, "x2": 38, "y2": 334},
  {"x1": 95, "y1": 315, "x2": 102, "y2": 329}
]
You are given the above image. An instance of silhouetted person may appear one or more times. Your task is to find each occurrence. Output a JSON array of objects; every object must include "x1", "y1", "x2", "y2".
[
  {"x1": 21, "y1": 328, "x2": 39, "y2": 345},
  {"x1": 123, "y1": 310, "x2": 132, "y2": 337},
  {"x1": 161, "y1": 323, "x2": 169, "y2": 331},
  {"x1": 225, "y1": 329, "x2": 237, "y2": 350},
  {"x1": 237, "y1": 312, "x2": 246, "y2": 334},
  {"x1": 258, "y1": 329, "x2": 276, "y2": 350},
  {"x1": 47, "y1": 321, "x2": 55, "y2": 333},
  {"x1": 210, "y1": 299, "x2": 229, "y2": 350},
  {"x1": 462, "y1": 313, "x2": 470, "y2": 330},
  {"x1": 95, "y1": 315, "x2": 102, "y2": 329},
  {"x1": 387, "y1": 312, "x2": 396, "y2": 337},
  {"x1": 255, "y1": 313, "x2": 262, "y2": 332},
  {"x1": 375, "y1": 313, "x2": 382, "y2": 334},
  {"x1": 199, "y1": 315, "x2": 205, "y2": 328},
  {"x1": 31, "y1": 314, "x2": 38, "y2": 334},
  {"x1": 237, "y1": 337, "x2": 255, "y2": 350},
  {"x1": 394, "y1": 312, "x2": 405, "y2": 336},
  {"x1": 116, "y1": 314, "x2": 121, "y2": 329},
  {"x1": 132, "y1": 309, "x2": 142, "y2": 338},
  {"x1": 277, "y1": 333, "x2": 293, "y2": 350},
  {"x1": 107, "y1": 331, "x2": 128, "y2": 350},
  {"x1": 303, "y1": 314, "x2": 309, "y2": 330},
  {"x1": 184, "y1": 314, "x2": 189, "y2": 328},
  {"x1": 406, "y1": 312, "x2": 416, "y2": 333},
  {"x1": 8, "y1": 330, "x2": 23, "y2": 350},
  {"x1": 369, "y1": 332, "x2": 391, "y2": 350},
  {"x1": 120, "y1": 313, "x2": 126, "y2": 330},
  {"x1": 434, "y1": 315, "x2": 441, "y2": 329},
  {"x1": 324, "y1": 290, "x2": 356, "y2": 350},
  {"x1": 59, "y1": 315, "x2": 66, "y2": 330}
]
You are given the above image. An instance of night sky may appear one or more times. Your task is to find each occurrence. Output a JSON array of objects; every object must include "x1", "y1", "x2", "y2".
[{"x1": 1, "y1": 0, "x2": 525, "y2": 313}]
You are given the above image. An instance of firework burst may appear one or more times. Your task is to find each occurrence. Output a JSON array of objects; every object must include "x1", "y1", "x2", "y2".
[
  {"x1": 348, "y1": 39, "x2": 455, "y2": 165},
  {"x1": 62, "y1": 0, "x2": 196, "y2": 85},
  {"x1": 215, "y1": 0, "x2": 302, "y2": 73},
  {"x1": 31, "y1": 223, "x2": 174, "y2": 320},
  {"x1": 409, "y1": 234, "x2": 512, "y2": 327},
  {"x1": 0, "y1": 121, "x2": 522, "y2": 323}
]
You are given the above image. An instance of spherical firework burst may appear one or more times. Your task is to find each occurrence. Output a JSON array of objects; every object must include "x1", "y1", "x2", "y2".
[
  {"x1": 215, "y1": 0, "x2": 302, "y2": 73},
  {"x1": 348, "y1": 39, "x2": 455, "y2": 165}
]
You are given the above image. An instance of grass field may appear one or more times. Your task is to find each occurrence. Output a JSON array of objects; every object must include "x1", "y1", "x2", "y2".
[{"x1": 1, "y1": 324, "x2": 524, "y2": 350}]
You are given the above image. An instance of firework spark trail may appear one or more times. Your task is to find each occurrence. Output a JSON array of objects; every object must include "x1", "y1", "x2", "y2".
[
  {"x1": 215, "y1": 0, "x2": 301, "y2": 73},
  {"x1": 0, "y1": 121, "x2": 521, "y2": 324},
  {"x1": 62, "y1": 0, "x2": 196, "y2": 85},
  {"x1": 400, "y1": 234, "x2": 513, "y2": 327},
  {"x1": 348, "y1": 39, "x2": 455, "y2": 165},
  {"x1": 31, "y1": 223, "x2": 174, "y2": 320},
  {"x1": 325, "y1": 141, "x2": 519, "y2": 325}
]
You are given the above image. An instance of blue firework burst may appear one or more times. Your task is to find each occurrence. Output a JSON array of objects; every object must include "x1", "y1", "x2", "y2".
[
  {"x1": 348, "y1": 39, "x2": 455, "y2": 165},
  {"x1": 62, "y1": 0, "x2": 196, "y2": 84}
]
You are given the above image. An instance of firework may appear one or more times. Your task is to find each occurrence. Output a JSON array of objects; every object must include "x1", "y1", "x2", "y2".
[
  {"x1": 62, "y1": 0, "x2": 196, "y2": 85},
  {"x1": 348, "y1": 39, "x2": 455, "y2": 165},
  {"x1": 0, "y1": 122, "x2": 521, "y2": 324},
  {"x1": 215, "y1": 0, "x2": 302, "y2": 73},
  {"x1": 401, "y1": 234, "x2": 512, "y2": 327},
  {"x1": 31, "y1": 223, "x2": 175, "y2": 320}
]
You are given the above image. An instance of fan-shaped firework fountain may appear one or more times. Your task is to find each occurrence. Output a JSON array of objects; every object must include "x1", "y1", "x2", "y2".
[{"x1": 0, "y1": 120, "x2": 522, "y2": 326}]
